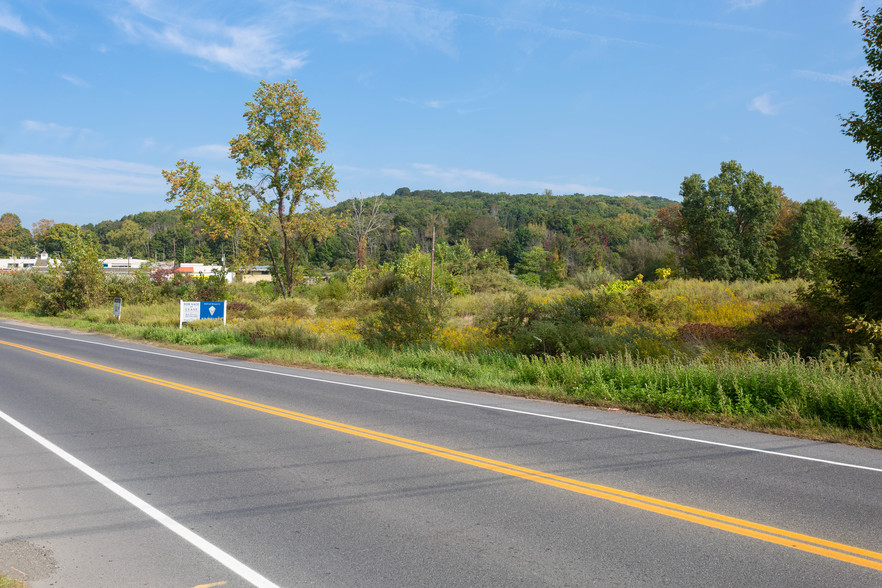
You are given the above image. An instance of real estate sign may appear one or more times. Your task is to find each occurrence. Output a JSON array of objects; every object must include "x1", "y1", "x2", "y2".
[
  {"x1": 180, "y1": 300, "x2": 227, "y2": 328},
  {"x1": 112, "y1": 297, "x2": 122, "y2": 320}
]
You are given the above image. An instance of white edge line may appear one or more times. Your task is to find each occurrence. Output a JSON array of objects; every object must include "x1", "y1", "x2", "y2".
[
  {"x1": 2, "y1": 323, "x2": 880, "y2": 474},
  {"x1": 0, "y1": 407, "x2": 281, "y2": 588}
]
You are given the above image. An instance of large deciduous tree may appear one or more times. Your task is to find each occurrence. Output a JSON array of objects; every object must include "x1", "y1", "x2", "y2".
[
  {"x1": 822, "y1": 6, "x2": 882, "y2": 322},
  {"x1": 679, "y1": 161, "x2": 779, "y2": 281},
  {"x1": 230, "y1": 80, "x2": 340, "y2": 294},
  {"x1": 0, "y1": 213, "x2": 34, "y2": 256},
  {"x1": 777, "y1": 199, "x2": 845, "y2": 280},
  {"x1": 843, "y1": 7, "x2": 882, "y2": 216},
  {"x1": 165, "y1": 80, "x2": 341, "y2": 296}
]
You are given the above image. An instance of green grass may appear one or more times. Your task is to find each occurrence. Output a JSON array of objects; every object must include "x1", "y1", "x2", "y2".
[
  {"x1": 0, "y1": 575, "x2": 27, "y2": 588},
  {"x1": 3, "y1": 310, "x2": 880, "y2": 448}
]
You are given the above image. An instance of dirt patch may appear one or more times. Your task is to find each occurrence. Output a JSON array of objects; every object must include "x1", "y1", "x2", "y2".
[{"x1": 0, "y1": 539, "x2": 58, "y2": 583}]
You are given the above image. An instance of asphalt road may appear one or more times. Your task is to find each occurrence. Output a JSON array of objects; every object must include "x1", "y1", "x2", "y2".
[{"x1": 0, "y1": 319, "x2": 880, "y2": 587}]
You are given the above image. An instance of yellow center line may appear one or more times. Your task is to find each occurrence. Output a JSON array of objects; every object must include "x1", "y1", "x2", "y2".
[{"x1": 4, "y1": 339, "x2": 882, "y2": 572}]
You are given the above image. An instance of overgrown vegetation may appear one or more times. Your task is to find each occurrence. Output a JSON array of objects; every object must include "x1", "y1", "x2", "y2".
[
  {"x1": 2, "y1": 263, "x2": 880, "y2": 447},
  {"x1": 5, "y1": 14, "x2": 882, "y2": 449}
]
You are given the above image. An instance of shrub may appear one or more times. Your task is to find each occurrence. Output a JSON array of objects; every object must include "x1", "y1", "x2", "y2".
[
  {"x1": 359, "y1": 282, "x2": 450, "y2": 348},
  {"x1": 571, "y1": 268, "x2": 619, "y2": 291},
  {"x1": 267, "y1": 297, "x2": 311, "y2": 318},
  {"x1": 745, "y1": 303, "x2": 851, "y2": 358},
  {"x1": 0, "y1": 271, "x2": 43, "y2": 312},
  {"x1": 39, "y1": 233, "x2": 106, "y2": 315},
  {"x1": 482, "y1": 290, "x2": 625, "y2": 357}
]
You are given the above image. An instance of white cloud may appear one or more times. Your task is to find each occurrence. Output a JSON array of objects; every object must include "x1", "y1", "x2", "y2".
[
  {"x1": 0, "y1": 153, "x2": 163, "y2": 194},
  {"x1": 793, "y1": 69, "x2": 860, "y2": 84},
  {"x1": 849, "y1": 1, "x2": 882, "y2": 21},
  {"x1": 20, "y1": 120, "x2": 105, "y2": 150},
  {"x1": 729, "y1": 0, "x2": 767, "y2": 10},
  {"x1": 0, "y1": 4, "x2": 50, "y2": 40},
  {"x1": 21, "y1": 120, "x2": 77, "y2": 138},
  {"x1": 748, "y1": 92, "x2": 780, "y2": 115},
  {"x1": 59, "y1": 74, "x2": 90, "y2": 87},
  {"x1": 0, "y1": 5, "x2": 27, "y2": 35},
  {"x1": 182, "y1": 144, "x2": 230, "y2": 159},
  {"x1": 407, "y1": 163, "x2": 609, "y2": 194},
  {"x1": 113, "y1": 5, "x2": 307, "y2": 76}
]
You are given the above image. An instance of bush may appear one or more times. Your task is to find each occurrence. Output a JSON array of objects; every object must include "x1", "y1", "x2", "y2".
[
  {"x1": 39, "y1": 233, "x2": 106, "y2": 315},
  {"x1": 482, "y1": 290, "x2": 625, "y2": 357},
  {"x1": 359, "y1": 282, "x2": 450, "y2": 348},
  {"x1": 0, "y1": 271, "x2": 43, "y2": 312},
  {"x1": 267, "y1": 297, "x2": 311, "y2": 318},
  {"x1": 744, "y1": 303, "x2": 852, "y2": 358},
  {"x1": 571, "y1": 268, "x2": 618, "y2": 290}
]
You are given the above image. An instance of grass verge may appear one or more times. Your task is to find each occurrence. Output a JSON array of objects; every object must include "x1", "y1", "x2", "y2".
[{"x1": 2, "y1": 311, "x2": 880, "y2": 449}]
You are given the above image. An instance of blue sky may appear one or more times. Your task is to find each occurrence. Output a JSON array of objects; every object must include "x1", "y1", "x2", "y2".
[{"x1": 1, "y1": 0, "x2": 880, "y2": 231}]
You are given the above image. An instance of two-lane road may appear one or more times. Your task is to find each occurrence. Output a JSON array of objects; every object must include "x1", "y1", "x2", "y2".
[{"x1": 0, "y1": 320, "x2": 880, "y2": 587}]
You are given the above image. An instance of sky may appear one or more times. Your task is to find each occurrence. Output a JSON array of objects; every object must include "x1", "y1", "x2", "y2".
[{"x1": 2, "y1": 0, "x2": 881, "y2": 231}]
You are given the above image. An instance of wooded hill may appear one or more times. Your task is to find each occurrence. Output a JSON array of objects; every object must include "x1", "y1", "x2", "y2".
[{"x1": 9, "y1": 190, "x2": 679, "y2": 281}]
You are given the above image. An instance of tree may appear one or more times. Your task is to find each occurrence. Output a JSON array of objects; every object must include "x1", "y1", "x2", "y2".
[
  {"x1": 342, "y1": 197, "x2": 389, "y2": 269},
  {"x1": 32, "y1": 220, "x2": 88, "y2": 255},
  {"x1": 463, "y1": 215, "x2": 504, "y2": 252},
  {"x1": 106, "y1": 219, "x2": 151, "y2": 258},
  {"x1": 0, "y1": 213, "x2": 34, "y2": 256},
  {"x1": 679, "y1": 161, "x2": 779, "y2": 281},
  {"x1": 842, "y1": 7, "x2": 882, "y2": 215},
  {"x1": 230, "y1": 80, "x2": 340, "y2": 295},
  {"x1": 819, "y1": 6, "x2": 882, "y2": 322},
  {"x1": 778, "y1": 199, "x2": 845, "y2": 280},
  {"x1": 165, "y1": 80, "x2": 342, "y2": 295},
  {"x1": 40, "y1": 229, "x2": 105, "y2": 315}
]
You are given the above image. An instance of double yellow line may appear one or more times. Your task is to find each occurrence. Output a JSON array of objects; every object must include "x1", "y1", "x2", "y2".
[{"x1": 4, "y1": 339, "x2": 882, "y2": 572}]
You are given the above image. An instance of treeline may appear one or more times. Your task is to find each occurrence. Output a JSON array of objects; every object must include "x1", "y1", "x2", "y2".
[{"x1": 0, "y1": 172, "x2": 847, "y2": 288}]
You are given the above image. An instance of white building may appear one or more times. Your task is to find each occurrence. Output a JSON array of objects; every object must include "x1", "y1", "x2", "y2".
[
  {"x1": 0, "y1": 256, "x2": 38, "y2": 271},
  {"x1": 174, "y1": 263, "x2": 236, "y2": 283}
]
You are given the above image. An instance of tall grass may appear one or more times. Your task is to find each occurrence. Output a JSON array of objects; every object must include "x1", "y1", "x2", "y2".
[{"x1": 3, "y1": 274, "x2": 879, "y2": 447}]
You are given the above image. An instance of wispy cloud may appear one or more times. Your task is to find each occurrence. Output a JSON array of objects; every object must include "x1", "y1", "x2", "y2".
[
  {"x1": 0, "y1": 153, "x2": 163, "y2": 194},
  {"x1": 59, "y1": 74, "x2": 90, "y2": 87},
  {"x1": 728, "y1": 0, "x2": 767, "y2": 10},
  {"x1": 0, "y1": 4, "x2": 50, "y2": 40},
  {"x1": 462, "y1": 12, "x2": 651, "y2": 49},
  {"x1": 113, "y1": 3, "x2": 307, "y2": 76},
  {"x1": 402, "y1": 163, "x2": 609, "y2": 194},
  {"x1": 793, "y1": 68, "x2": 859, "y2": 85},
  {"x1": 748, "y1": 92, "x2": 781, "y2": 115},
  {"x1": 182, "y1": 144, "x2": 230, "y2": 159},
  {"x1": 21, "y1": 120, "x2": 104, "y2": 150},
  {"x1": 849, "y1": 1, "x2": 882, "y2": 21},
  {"x1": 318, "y1": 0, "x2": 458, "y2": 55},
  {"x1": 575, "y1": 6, "x2": 789, "y2": 39}
]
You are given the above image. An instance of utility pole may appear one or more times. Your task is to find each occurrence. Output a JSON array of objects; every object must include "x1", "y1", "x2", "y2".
[{"x1": 430, "y1": 224, "x2": 435, "y2": 293}]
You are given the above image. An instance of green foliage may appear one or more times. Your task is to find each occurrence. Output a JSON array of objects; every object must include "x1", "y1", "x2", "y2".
[
  {"x1": 483, "y1": 290, "x2": 624, "y2": 356},
  {"x1": 105, "y1": 271, "x2": 159, "y2": 305},
  {"x1": 818, "y1": 8, "x2": 882, "y2": 326},
  {"x1": 359, "y1": 282, "x2": 449, "y2": 348},
  {"x1": 0, "y1": 212, "x2": 34, "y2": 256},
  {"x1": 229, "y1": 79, "x2": 341, "y2": 295},
  {"x1": 39, "y1": 231, "x2": 106, "y2": 315},
  {"x1": 571, "y1": 267, "x2": 619, "y2": 290},
  {"x1": 777, "y1": 199, "x2": 846, "y2": 280},
  {"x1": 106, "y1": 219, "x2": 151, "y2": 258},
  {"x1": 822, "y1": 216, "x2": 882, "y2": 320},
  {"x1": 842, "y1": 6, "x2": 882, "y2": 215},
  {"x1": 680, "y1": 161, "x2": 779, "y2": 281},
  {"x1": 0, "y1": 271, "x2": 43, "y2": 312}
]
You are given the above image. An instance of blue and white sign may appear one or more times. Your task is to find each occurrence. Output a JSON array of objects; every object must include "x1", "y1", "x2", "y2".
[{"x1": 180, "y1": 300, "x2": 227, "y2": 327}]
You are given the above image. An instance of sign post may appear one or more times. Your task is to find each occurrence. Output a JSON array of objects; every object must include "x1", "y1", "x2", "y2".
[
  {"x1": 112, "y1": 297, "x2": 122, "y2": 321},
  {"x1": 180, "y1": 300, "x2": 227, "y2": 328}
]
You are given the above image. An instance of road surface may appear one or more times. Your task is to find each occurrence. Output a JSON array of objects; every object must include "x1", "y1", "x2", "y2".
[{"x1": 0, "y1": 320, "x2": 880, "y2": 587}]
